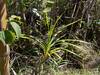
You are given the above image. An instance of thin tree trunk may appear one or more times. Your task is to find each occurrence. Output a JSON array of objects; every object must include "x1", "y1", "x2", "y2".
[
  {"x1": 0, "y1": 0, "x2": 10, "y2": 75},
  {"x1": 0, "y1": 43, "x2": 10, "y2": 75},
  {"x1": 0, "y1": 0, "x2": 7, "y2": 30}
]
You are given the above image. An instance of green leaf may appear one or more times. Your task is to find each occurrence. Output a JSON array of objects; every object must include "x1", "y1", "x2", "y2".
[
  {"x1": 0, "y1": 31, "x2": 5, "y2": 45},
  {"x1": 47, "y1": 1, "x2": 54, "y2": 4},
  {"x1": 48, "y1": 15, "x2": 62, "y2": 38},
  {"x1": 0, "y1": 38, "x2": 5, "y2": 46},
  {"x1": 63, "y1": 48, "x2": 81, "y2": 58},
  {"x1": 4, "y1": 30, "x2": 16, "y2": 44},
  {"x1": 43, "y1": 7, "x2": 51, "y2": 13},
  {"x1": 43, "y1": 13, "x2": 50, "y2": 30},
  {"x1": 0, "y1": 31, "x2": 5, "y2": 41},
  {"x1": 10, "y1": 22, "x2": 21, "y2": 39}
]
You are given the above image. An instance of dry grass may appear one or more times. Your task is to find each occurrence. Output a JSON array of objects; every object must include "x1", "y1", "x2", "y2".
[{"x1": 16, "y1": 68, "x2": 100, "y2": 75}]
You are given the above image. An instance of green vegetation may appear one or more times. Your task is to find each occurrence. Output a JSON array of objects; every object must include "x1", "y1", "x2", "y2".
[{"x1": 0, "y1": 0, "x2": 100, "y2": 75}]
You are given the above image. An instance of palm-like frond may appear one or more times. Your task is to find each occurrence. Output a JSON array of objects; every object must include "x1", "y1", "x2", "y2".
[{"x1": 22, "y1": 12, "x2": 91, "y2": 69}]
